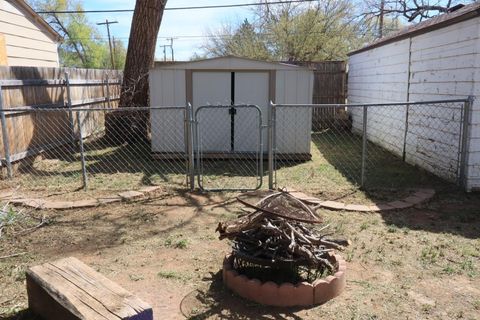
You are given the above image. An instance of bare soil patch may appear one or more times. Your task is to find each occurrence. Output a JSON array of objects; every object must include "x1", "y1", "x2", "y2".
[{"x1": 1, "y1": 189, "x2": 479, "y2": 319}]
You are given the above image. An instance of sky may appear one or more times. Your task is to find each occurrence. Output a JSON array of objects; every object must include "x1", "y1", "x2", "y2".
[
  {"x1": 79, "y1": 0, "x2": 466, "y2": 61},
  {"x1": 82, "y1": 0, "x2": 255, "y2": 61}
]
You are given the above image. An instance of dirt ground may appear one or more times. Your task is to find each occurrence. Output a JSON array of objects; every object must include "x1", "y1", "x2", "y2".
[{"x1": 1, "y1": 188, "x2": 479, "y2": 320}]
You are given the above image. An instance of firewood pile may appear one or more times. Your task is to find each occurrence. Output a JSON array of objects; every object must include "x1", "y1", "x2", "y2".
[{"x1": 216, "y1": 191, "x2": 350, "y2": 274}]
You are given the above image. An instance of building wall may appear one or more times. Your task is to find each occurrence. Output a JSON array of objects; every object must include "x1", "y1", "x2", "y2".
[
  {"x1": 149, "y1": 69, "x2": 186, "y2": 153},
  {"x1": 0, "y1": 0, "x2": 59, "y2": 67},
  {"x1": 348, "y1": 39, "x2": 410, "y2": 157},
  {"x1": 275, "y1": 69, "x2": 313, "y2": 154},
  {"x1": 149, "y1": 62, "x2": 314, "y2": 155},
  {"x1": 348, "y1": 18, "x2": 480, "y2": 189}
]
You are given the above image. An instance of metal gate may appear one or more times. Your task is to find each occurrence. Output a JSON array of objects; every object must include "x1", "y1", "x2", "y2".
[{"x1": 194, "y1": 105, "x2": 264, "y2": 191}]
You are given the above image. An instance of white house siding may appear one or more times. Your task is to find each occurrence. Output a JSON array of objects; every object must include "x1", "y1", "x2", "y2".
[
  {"x1": 348, "y1": 18, "x2": 480, "y2": 189},
  {"x1": 0, "y1": 0, "x2": 59, "y2": 67}
]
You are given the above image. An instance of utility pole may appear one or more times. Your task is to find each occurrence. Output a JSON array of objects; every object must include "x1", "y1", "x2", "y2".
[
  {"x1": 97, "y1": 19, "x2": 118, "y2": 69},
  {"x1": 161, "y1": 45, "x2": 167, "y2": 61},
  {"x1": 379, "y1": 0, "x2": 385, "y2": 38},
  {"x1": 166, "y1": 37, "x2": 176, "y2": 61}
]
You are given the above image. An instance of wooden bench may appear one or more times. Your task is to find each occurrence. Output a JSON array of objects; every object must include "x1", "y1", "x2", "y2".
[{"x1": 26, "y1": 257, "x2": 153, "y2": 320}]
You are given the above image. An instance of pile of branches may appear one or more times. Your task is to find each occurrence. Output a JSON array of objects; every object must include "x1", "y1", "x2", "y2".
[{"x1": 217, "y1": 191, "x2": 350, "y2": 273}]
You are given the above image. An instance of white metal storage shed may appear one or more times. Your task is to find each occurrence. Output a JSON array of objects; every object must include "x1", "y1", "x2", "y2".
[
  {"x1": 149, "y1": 56, "x2": 313, "y2": 156},
  {"x1": 348, "y1": 2, "x2": 480, "y2": 191}
]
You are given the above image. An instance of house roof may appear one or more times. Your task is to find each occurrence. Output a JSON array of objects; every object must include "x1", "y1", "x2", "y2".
[
  {"x1": 11, "y1": 0, "x2": 62, "y2": 42},
  {"x1": 349, "y1": 1, "x2": 480, "y2": 56},
  {"x1": 154, "y1": 55, "x2": 312, "y2": 71}
]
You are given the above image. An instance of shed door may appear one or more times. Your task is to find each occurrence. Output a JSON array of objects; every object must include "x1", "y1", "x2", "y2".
[
  {"x1": 192, "y1": 72, "x2": 231, "y2": 152},
  {"x1": 192, "y1": 71, "x2": 269, "y2": 153},
  {"x1": 234, "y1": 72, "x2": 269, "y2": 152}
]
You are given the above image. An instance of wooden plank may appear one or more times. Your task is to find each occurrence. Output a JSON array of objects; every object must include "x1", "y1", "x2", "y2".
[{"x1": 26, "y1": 257, "x2": 153, "y2": 320}]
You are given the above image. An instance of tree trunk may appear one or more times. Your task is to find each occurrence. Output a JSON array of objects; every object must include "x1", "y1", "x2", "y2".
[{"x1": 106, "y1": 0, "x2": 167, "y2": 142}]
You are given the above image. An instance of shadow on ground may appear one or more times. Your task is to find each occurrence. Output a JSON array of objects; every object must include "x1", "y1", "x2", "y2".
[
  {"x1": 180, "y1": 271, "x2": 309, "y2": 320},
  {"x1": 380, "y1": 189, "x2": 480, "y2": 239}
]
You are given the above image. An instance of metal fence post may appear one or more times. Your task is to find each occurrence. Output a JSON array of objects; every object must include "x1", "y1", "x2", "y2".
[
  {"x1": 402, "y1": 104, "x2": 410, "y2": 162},
  {"x1": 75, "y1": 110, "x2": 88, "y2": 190},
  {"x1": 186, "y1": 103, "x2": 195, "y2": 190},
  {"x1": 268, "y1": 101, "x2": 274, "y2": 190},
  {"x1": 361, "y1": 106, "x2": 368, "y2": 188},
  {"x1": 459, "y1": 96, "x2": 473, "y2": 189},
  {"x1": 0, "y1": 86, "x2": 13, "y2": 178},
  {"x1": 64, "y1": 72, "x2": 75, "y2": 144}
]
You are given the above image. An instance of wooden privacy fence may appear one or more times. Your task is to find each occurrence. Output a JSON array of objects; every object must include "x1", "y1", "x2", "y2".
[
  {"x1": 291, "y1": 61, "x2": 347, "y2": 131},
  {"x1": 0, "y1": 66, "x2": 122, "y2": 176}
]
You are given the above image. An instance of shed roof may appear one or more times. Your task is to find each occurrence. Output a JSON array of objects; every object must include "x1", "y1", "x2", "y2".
[
  {"x1": 154, "y1": 55, "x2": 311, "y2": 70},
  {"x1": 11, "y1": 0, "x2": 62, "y2": 42},
  {"x1": 349, "y1": 1, "x2": 480, "y2": 56}
]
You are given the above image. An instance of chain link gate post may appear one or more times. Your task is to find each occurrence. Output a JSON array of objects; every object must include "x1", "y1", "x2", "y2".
[
  {"x1": 361, "y1": 105, "x2": 368, "y2": 188},
  {"x1": 0, "y1": 85, "x2": 13, "y2": 178},
  {"x1": 186, "y1": 103, "x2": 195, "y2": 191},
  {"x1": 268, "y1": 101, "x2": 275, "y2": 190},
  {"x1": 459, "y1": 96, "x2": 474, "y2": 189}
]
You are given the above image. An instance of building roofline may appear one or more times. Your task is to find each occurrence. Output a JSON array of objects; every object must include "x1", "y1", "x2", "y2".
[
  {"x1": 12, "y1": 0, "x2": 62, "y2": 42},
  {"x1": 154, "y1": 55, "x2": 312, "y2": 70},
  {"x1": 349, "y1": 1, "x2": 480, "y2": 56}
]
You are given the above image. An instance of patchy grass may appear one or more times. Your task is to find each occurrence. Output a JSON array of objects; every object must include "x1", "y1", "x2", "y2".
[
  {"x1": 164, "y1": 234, "x2": 190, "y2": 249},
  {"x1": 1, "y1": 130, "x2": 452, "y2": 205},
  {"x1": 157, "y1": 270, "x2": 182, "y2": 280}
]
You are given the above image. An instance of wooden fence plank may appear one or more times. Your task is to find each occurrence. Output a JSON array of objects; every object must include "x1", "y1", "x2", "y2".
[
  {"x1": 0, "y1": 66, "x2": 122, "y2": 170},
  {"x1": 290, "y1": 61, "x2": 347, "y2": 131}
]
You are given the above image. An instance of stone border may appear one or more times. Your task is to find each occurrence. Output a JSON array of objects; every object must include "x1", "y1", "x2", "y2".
[
  {"x1": 0, "y1": 186, "x2": 162, "y2": 210},
  {"x1": 222, "y1": 253, "x2": 346, "y2": 307},
  {"x1": 289, "y1": 188, "x2": 435, "y2": 212}
]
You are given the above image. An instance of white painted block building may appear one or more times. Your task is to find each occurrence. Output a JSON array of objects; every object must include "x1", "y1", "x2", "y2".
[{"x1": 348, "y1": 2, "x2": 480, "y2": 191}]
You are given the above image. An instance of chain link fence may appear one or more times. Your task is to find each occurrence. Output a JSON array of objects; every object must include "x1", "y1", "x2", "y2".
[
  {"x1": 272, "y1": 99, "x2": 469, "y2": 198},
  {"x1": 0, "y1": 98, "x2": 470, "y2": 196},
  {"x1": 0, "y1": 107, "x2": 189, "y2": 195}
]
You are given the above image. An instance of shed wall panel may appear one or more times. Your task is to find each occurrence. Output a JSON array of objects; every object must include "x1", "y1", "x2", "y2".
[
  {"x1": 275, "y1": 70, "x2": 312, "y2": 154},
  {"x1": 149, "y1": 69, "x2": 186, "y2": 153}
]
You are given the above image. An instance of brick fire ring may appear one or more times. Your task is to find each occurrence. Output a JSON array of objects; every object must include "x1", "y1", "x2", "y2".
[{"x1": 222, "y1": 253, "x2": 346, "y2": 307}]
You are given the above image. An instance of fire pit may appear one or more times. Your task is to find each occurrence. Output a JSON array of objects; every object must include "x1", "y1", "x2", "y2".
[{"x1": 217, "y1": 190, "x2": 349, "y2": 307}]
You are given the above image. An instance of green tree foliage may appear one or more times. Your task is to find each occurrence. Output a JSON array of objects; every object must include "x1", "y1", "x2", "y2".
[
  {"x1": 112, "y1": 38, "x2": 127, "y2": 70},
  {"x1": 202, "y1": 19, "x2": 270, "y2": 60},
  {"x1": 28, "y1": 0, "x2": 126, "y2": 69},
  {"x1": 201, "y1": 0, "x2": 366, "y2": 61}
]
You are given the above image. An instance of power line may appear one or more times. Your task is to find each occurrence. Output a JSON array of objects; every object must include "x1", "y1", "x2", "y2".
[
  {"x1": 36, "y1": 0, "x2": 318, "y2": 14},
  {"x1": 61, "y1": 28, "x2": 367, "y2": 42}
]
